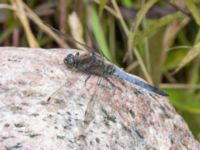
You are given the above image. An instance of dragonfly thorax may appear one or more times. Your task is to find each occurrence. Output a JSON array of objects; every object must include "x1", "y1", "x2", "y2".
[{"x1": 64, "y1": 52, "x2": 115, "y2": 77}]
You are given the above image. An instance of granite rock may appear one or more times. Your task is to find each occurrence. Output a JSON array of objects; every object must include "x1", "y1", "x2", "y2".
[{"x1": 0, "y1": 47, "x2": 199, "y2": 150}]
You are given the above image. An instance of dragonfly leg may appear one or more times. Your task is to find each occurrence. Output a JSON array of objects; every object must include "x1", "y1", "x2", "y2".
[
  {"x1": 102, "y1": 77, "x2": 122, "y2": 92},
  {"x1": 84, "y1": 74, "x2": 92, "y2": 86},
  {"x1": 97, "y1": 77, "x2": 102, "y2": 86}
]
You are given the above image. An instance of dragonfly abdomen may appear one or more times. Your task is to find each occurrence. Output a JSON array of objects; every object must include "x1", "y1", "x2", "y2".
[{"x1": 113, "y1": 66, "x2": 168, "y2": 96}]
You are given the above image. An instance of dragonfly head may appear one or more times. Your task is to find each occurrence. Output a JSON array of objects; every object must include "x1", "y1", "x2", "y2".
[{"x1": 64, "y1": 53, "x2": 76, "y2": 68}]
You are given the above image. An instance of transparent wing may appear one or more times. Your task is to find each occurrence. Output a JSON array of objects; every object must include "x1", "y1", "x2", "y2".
[{"x1": 86, "y1": 25, "x2": 110, "y2": 61}]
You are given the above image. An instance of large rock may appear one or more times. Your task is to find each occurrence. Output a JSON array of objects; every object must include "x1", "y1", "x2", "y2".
[{"x1": 0, "y1": 47, "x2": 199, "y2": 150}]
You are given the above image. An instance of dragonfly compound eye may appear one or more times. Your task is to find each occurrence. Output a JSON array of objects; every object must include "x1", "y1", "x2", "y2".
[{"x1": 64, "y1": 54, "x2": 76, "y2": 67}]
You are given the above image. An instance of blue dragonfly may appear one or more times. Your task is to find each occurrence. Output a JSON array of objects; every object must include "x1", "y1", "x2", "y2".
[
  {"x1": 64, "y1": 51, "x2": 168, "y2": 96},
  {"x1": 48, "y1": 25, "x2": 168, "y2": 133},
  {"x1": 49, "y1": 25, "x2": 168, "y2": 96}
]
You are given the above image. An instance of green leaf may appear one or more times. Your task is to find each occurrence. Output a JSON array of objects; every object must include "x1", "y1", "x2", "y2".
[
  {"x1": 194, "y1": 29, "x2": 200, "y2": 43},
  {"x1": 99, "y1": 0, "x2": 107, "y2": 16},
  {"x1": 167, "y1": 89, "x2": 200, "y2": 114},
  {"x1": 134, "y1": 12, "x2": 185, "y2": 45},
  {"x1": 133, "y1": 0, "x2": 158, "y2": 32},
  {"x1": 185, "y1": 0, "x2": 200, "y2": 26},
  {"x1": 174, "y1": 42, "x2": 200, "y2": 73},
  {"x1": 164, "y1": 48, "x2": 188, "y2": 70},
  {"x1": 0, "y1": 24, "x2": 15, "y2": 44},
  {"x1": 90, "y1": 7, "x2": 113, "y2": 61},
  {"x1": 121, "y1": 0, "x2": 133, "y2": 7}
]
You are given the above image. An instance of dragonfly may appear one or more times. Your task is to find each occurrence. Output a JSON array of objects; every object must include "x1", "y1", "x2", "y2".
[
  {"x1": 64, "y1": 51, "x2": 168, "y2": 96},
  {"x1": 48, "y1": 24, "x2": 168, "y2": 96},
  {"x1": 48, "y1": 25, "x2": 168, "y2": 133}
]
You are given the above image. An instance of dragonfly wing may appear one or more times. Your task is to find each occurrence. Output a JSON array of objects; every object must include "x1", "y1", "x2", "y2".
[{"x1": 86, "y1": 25, "x2": 110, "y2": 61}]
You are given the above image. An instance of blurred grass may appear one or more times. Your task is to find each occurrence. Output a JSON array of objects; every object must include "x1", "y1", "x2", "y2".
[{"x1": 0, "y1": 0, "x2": 200, "y2": 141}]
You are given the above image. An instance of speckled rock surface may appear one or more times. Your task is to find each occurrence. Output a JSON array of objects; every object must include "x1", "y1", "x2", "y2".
[{"x1": 0, "y1": 47, "x2": 199, "y2": 150}]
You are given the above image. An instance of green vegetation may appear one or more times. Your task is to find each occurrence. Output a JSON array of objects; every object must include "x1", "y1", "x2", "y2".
[{"x1": 0, "y1": 0, "x2": 199, "y2": 141}]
